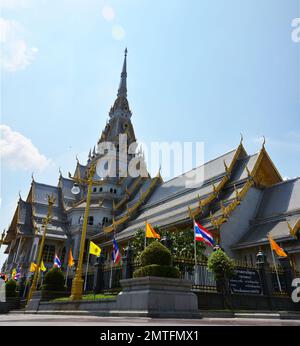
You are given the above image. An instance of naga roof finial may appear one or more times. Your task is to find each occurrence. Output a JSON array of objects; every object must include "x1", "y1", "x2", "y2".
[
  {"x1": 262, "y1": 136, "x2": 266, "y2": 149},
  {"x1": 240, "y1": 132, "x2": 244, "y2": 145}
]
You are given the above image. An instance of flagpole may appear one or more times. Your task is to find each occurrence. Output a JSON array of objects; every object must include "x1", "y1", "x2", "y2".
[
  {"x1": 84, "y1": 245, "x2": 90, "y2": 292},
  {"x1": 65, "y1": 265, "x2": 69, "y2": 287},
  {"x1": 109, "y1": 260, "x2": 113, "y2": 289},
  {"x1": 144, "y1": 221, "x2": 147, "y2": 249},
  {"x1": 110, "y1": 231, "x2": 116, "y2": 289},
  {"x1": 193, "y1": 219, "x2": 198, "y2": 285},
  {"x1": 268, "y1": 234, "x2": 282, "y2": 292}
]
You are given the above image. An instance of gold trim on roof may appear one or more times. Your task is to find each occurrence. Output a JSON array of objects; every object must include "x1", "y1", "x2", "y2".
[
  {"x1": 288, "y1": 219, "x2": 300, "y2": 239},
  {"x1": 103, "y1": 173, "x2": 161, "y2": 233},
  {"x1": 188, "y1": 142, "x2": 246, "y2": 219}
]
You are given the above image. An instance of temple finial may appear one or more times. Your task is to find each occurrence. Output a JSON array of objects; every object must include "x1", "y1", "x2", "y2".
[
  {"x1": 262, "y1": 136, "x2": 266, "y2": 149},
  {"x1": 117, "y1": 48, "x2": 127, "y2": 98}
]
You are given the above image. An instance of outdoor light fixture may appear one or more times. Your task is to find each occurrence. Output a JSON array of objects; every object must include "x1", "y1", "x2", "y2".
[{"x1": 71, "y1": 183, "x2": 81, "y2": 195}]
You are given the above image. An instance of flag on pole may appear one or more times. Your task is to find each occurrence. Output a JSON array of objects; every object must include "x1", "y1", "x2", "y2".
[
  {"x1": 194, "y1": 221, "x2": 215, "y2": 247},
  {"x1": 53, "y1": 255, "x2": 62, "y2": 268},
  {"x1": 68, "y1": 248, "x2": 74, "y2": 267},
  {"x1": 145, "y1": 222, "x2": 160, "y2": 239},
  {"x1": 268, "y1": 235, "x2": 287, "y2": 257},
  {"x1": 29, "y1": 262, "x2": 37, "y2": 272},
  {"x1": 11, "y1": 268, "x2": 17, "y2": 278},
  {"x1": 13, "y1": 266, "x2": 21, "y2": 280},
  {"x1": 40, "y1": 260, "x2": 46, "y2": 272},
  {"x1": 89, "y1": 241, "x2": 101, "y2": 257},
  {"x1": 112, "y1": 238, "x2": 121, "y2": 264},
  {"x1": 0, "y1": 273, "x2": 7, "y2": 282}
]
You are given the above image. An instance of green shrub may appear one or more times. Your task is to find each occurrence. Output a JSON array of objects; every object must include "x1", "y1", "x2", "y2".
[
  {"x1": 5, "y1": 279, "x2": 18, "y2": 298},
  {"x1": 207, "y1": 249, "x2": 235, "y2": 280},
  {"x1": 133, "y1": 241, "x2": 180, "y2": 279},
  {"x1": 133, "y1": 264, "x2": 180, "y2": 279},
  {"x1": 42, "y1": 268, "x2": 65, "y2": 292},
  {"x1": 140, "y1": 241, "x2": 172, "y2": 266}
]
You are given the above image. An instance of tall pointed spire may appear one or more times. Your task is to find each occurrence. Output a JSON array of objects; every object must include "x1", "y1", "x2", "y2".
[
  {"x1": 117, "y1": 48, "x2": 127, "y2": 98},
  {"x1": 109, "y1": 48, "x2": 132, "y2": 119}
]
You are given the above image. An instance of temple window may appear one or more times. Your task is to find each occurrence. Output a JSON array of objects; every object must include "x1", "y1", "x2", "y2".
[{"x1": 43, "y1": 244, "x2": 55, "y2": 263}]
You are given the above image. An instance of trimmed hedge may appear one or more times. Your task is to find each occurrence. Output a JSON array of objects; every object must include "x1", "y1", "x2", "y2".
[
  {"x1": 140, "y1": 241, "x2": 172, "y2": 266},
  {"x1": 42, "y1": 268, "x2": 65, "y2": 292},
  {"x1": 133, "y1": 264, "x2": 180, "y2": 279},
  {"x1": 5, "y1": 279, "x2": 18, "y2": 298}
]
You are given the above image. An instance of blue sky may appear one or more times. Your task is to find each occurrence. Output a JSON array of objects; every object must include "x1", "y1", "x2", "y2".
[{"x1": 0, "y1": 0, "x2": 299, "y2": 267}]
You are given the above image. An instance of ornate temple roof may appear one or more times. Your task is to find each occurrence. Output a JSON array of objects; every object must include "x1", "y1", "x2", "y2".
[{"x1": 232, "y1": 177, "x2": 300, "y2": 250}]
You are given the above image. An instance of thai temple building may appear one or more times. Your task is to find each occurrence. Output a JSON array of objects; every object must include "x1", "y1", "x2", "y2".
[{"x1": 1, "y1": 50, "x2": 300, "y2": 278}]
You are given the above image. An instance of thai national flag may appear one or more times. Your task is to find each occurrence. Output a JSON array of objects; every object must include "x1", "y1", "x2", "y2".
[
  {"x1": 112, "y1": 238, "x2": 121, "y2": 264},
  {"x1": 13, "y1": 266, "x2": 21, "y2": 280},
  {"x1": 194, "y1": 221, "x2": 215, "y2": 247},
  {"x1": 53, "y1": 255, "x2": 62, "y2": 268}
]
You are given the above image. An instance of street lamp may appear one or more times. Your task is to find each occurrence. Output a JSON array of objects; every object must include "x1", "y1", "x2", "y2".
[
  {"x1": 71, "y1": 183, "x2": 81, "y2": 195},
  {"x1": 27, "y1": 194, "x2": 55, "y2": 303},
  {"x1": 69, "y1": 162, "x2": 105, "y2": 301}
]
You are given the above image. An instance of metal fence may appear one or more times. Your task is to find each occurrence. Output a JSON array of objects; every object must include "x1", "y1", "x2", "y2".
[{"x1": 59, "y1": 257, "x2": 296, "y2": 297}]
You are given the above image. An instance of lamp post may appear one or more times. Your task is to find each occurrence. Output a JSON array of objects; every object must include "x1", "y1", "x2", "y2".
[
  {"x1": 69, "y1": 162, "x2": 104, "y2": 301},
  {"x1": 27, "y1": 194, "x2": 55, "y2": 303}
]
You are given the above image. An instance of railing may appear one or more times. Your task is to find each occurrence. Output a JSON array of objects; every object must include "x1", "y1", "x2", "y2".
[{"x1": 27, "y1": 257, "x2": 296, "y2": 298}]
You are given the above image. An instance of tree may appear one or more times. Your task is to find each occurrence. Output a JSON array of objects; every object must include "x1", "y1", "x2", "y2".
[
  {"x1": 131, "y1": 227, "x2": 207, "y2": 261},
  {"x1": 207, "y1": 248, "x2": 235, "y2": 281},
  {"x1": 207, "y1": 248, "x2": 235, "y2": 305}
]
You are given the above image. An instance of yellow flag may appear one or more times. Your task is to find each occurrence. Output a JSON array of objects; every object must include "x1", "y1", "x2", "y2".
[
  {"x1": 145, "y1": 222, "x2": 160, "y2": 239},
  {"x1": 68, "y1": 248, "x2": 74, "y2": 267},
  {"x1": 11, "y1": 268, "x2": 16, "y2": 277},
  {"x1": 40, "y1": 260, "x2": 46, "y2": 272},
  {"x1": 29, "y1": 262, "x2": 37, "y2": 272},
  {"x1": 89, "y1": 241, "x2": 101, "y2": 257},
  {"x1": 268, "y1": 235, "x2": 287, "y2": 257}
]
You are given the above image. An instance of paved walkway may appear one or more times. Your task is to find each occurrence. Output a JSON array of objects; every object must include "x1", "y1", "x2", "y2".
[{"x1": 0, "y1": 313, "x2": 300, "y2": 326}]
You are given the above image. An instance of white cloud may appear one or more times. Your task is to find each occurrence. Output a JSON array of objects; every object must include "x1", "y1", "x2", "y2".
[
  {"x1": 0, "y1": 124, "x2": 51, "y2": 171},
  {"x1": 0, "y1": 0, "x2": 32, "y2": 8},
  {"x1": 112, "y1": 24, "x2": 125, "y2": 41},
  {"x1": 101, "y1": 5, "x2": 115, "y2": 21},
  {"x1": 0, "y1": 17, "x2": 38, "y2": 72}
]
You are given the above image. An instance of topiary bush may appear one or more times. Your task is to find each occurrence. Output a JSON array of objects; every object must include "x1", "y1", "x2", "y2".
[
  {"x1": 42, "y1": 268, "x2": 65, "y2": 292},
  {"x1": 133, "y1": 241, "x2": 180, "y2": 279},
  {"x1": 5, "y1": 279, "x2": 18, "y2": 298},
  {"x1": 133, "y1": 264, "x2": 179, "y2": 279},
  {"x1": 140, "y1": 241, "x2": 172, "y2": 266}
]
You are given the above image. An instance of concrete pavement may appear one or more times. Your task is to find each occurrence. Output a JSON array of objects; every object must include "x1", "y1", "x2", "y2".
[{"x1": 0, "y1": 313, "x2": 300, "y2": 326}]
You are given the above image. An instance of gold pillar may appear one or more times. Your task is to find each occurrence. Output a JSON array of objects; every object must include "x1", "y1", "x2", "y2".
[
  {"x1": 27, "y1": 195, "x2": 55, "y2": 303},
  {"x1": 70, "y1": 163, "x2": 96, "y2": 301}
]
